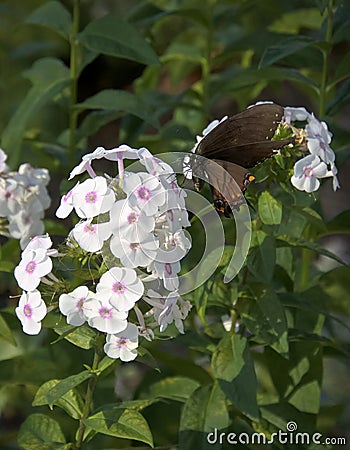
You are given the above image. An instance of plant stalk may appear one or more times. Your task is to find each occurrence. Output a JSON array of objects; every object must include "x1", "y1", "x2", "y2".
[
  {"x1": 75, "y1": 337, "x2": 104, "y2": 450},
  {"x1": 69, "y1": 0, "x2": 80, "y2": 167},
  {"x1": 319, "y1": 0, "x2": 334, "y2": 118}
]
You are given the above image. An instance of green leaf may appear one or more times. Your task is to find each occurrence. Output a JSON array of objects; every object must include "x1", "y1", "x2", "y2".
[
  {"x1": 276, "y1": 235, "x2": 346, "y2": 266},
  {"x1": 84, "y1": 407, "x2": 153, "y2": 446},
  {"x1": 0, "y1": 313, "x2": 16, "y2": 346},
  {"x1": 247, "y1": 234, "x2": 276, "y2": 283},
  {"x1": 1, "y1": 58, "x2": 70, "y2": 167},
  {"x1": 25, "y1": 1, "x2": 72, "y2": 40},
  {"x1": 46, "y1": 371, "x2": 91, "y2": 404},
  {"x1": 78, "y1": 15, "x2": 159, "y2": 66},
  {"x1": 332, "y1": 53, "x2": 350, "y2": 85},
  {"x1": 33, "y1": 380, "x2": 84, "y2": 419},
  {"x1": 264, "y1": 341, "x2": 322, "y2": 414},
  {"x1": 212, "y1": 334, "x2": 259, "y2": 420},
  {"x1": 148, "y1": 376, "x2": 200, "y2": 402},
  {"x1": 258, "y1": 191, "x2": 282, "y2": 225},
  {"x1": 259, "y1": 35, "x2": 316, "y2": 68},
  {"x1": 237, "y1": 285, "x2": 288, "y2": 354},
  {"x1": 76, "y1": 89, "x2": 159, "y2": 128},
  {"x1": 53, "y1": 324, "x2": 97, "y2": 349},
  {"x1": 17, "y1": 413, "x2": 68, "y2": 450},
  {"x1": 179, "y1": 384, "x2": 230, "y2": 450}
]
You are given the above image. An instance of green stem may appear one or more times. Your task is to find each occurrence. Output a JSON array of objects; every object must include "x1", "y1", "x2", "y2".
[
  {"x1": 69, "y1": 0, "x2": 80, "y2": 167},
  {"x1": 201, "y1": 2, "x2": 214, "y2": 120},
  {"x1": 319, "y1": 0, "x2": 333, "y2": 118},
  {"x1": 75, "y1": 336, "x2": 104, "y2": 450}
]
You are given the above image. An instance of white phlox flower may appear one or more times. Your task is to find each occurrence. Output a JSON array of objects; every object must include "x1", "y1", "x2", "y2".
[
  {"x1": 15, "y1": 290, "x2": 47, "y2": 335},
  {"x1": 110, "y1": 234, "x2": 159, "y2": 268},
  {"x1": 104, "y1": 322, "x2": 139, "y2": 362},
  {"x1": 14, "y1": 248, "x2": 53, "y2": 291},
  {"x1": 109, "y1": 199, "x2": 155, "y2": 242},
  {"x1": 0, "y1": 151, "x2": 51, "y2": 247},
  {"x1": 71, "y1": 176, "x2": 115, "y2": 219},
  {"x1": 96, "y1": 267, "x2": 144, "y2": 312},
  {"x1": 282, "y1": 107, "x2": 340, "y2": 193},
  {"x1": 56, "y1": 182, "x2": 79, "y2": 219},
  {"x1": 123, "y1": 172, "x2": 166, "y2": 216},
  {"x1": 59, "y1": 286, "x2": 94, "y2": 326},
  {"x1": 71, "y1": 219, "x2": 111, "y2": 252},
  {"x1": 83, "y1": 296, "x2": 128, "y2": 334},
  {"x1": 291, "y1": 154, "x2": 328, "y2": 193}
]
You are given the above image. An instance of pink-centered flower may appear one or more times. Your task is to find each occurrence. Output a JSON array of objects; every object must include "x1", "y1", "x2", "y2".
[
  {"x1": 84, "y1": 296, "x2": 128, "y2": 334},
  {"x1": 123, "y1": 172, "x2": 166, "y2": 216},
  {"x1": 15, "y1": 290, "x2": 47, "y2": 335},
  {"x1": 291, "y1": 154, "x2": 328, "y2": 193},
  {"x1": 14, "y1": 248, "x2": 53, "y2": 291},
  {"x1": 109, "y1": 199, "x2": 155, "y2": 242},
  {"x1": 96, "y1": 267, "x2": 144, "y2": 312},
  {"x1": 72, "y1": 176, "x2": 115, "y2": 219},
  {"x1": 104, "y1": 323, "x2": 139, "y2": 361},
  {"x1": 59, "y1": 286, "x2": 94, "y2": 326},
  {"x1": 72, "y1": 219, "x2": 111, "y2": 252},
  {"x1": 110, "y1": 234, "x2": 159, "y2": 268}
]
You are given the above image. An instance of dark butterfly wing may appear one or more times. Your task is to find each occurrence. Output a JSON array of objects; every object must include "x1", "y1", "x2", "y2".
[
  {"x1": 208, "y1": 160, "x2": 255, "y2": 217},
  {"x1": 196, "y1": 103, "x2": 292, "y2": 168}
]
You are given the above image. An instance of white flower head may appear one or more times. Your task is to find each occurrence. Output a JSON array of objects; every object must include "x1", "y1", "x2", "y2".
[
  {"x1": 104, "y1": 323, "x2": 139, "y2": 361},
  {"x1": 59, "y1": 286, "x2": 93, "y2": 326},
  {"x1": 84, "y1": 296, "x2": 128, "y2": 334},
  {"x1": 72, "y1": 219, "x2": 111, "y2": 252},
  {"x1": 0, "y1": 178, "x2": 21, "y2": 215},
  {"x1": 151, "y1": 260, "x2": 181, "y2": 291},
  {"x1": 110, "y1": 234, "x2": 159, "y2": 268},
  {"x1": 96, "y1": 267, "x2": 144, "y2": 312},
  {"x1": 109, "y1": 199, "x2": 155, "y2": 242},
  {"x1": 69, "y1": 147, "x2": 107, "y2": 180},
  {"x1": 305, "y1": 115, "x2": 335, "y2": 164},
  {"x1": 283, "y1": 106, "x2": 311, "y2": 124},
  {"x1": 14, "y1": 248, "x2": 53, "y2": 291},
  {"x1": 291, "y1": 154, "x2": 328, "y2": 193},
  {"x1": 56, "y1": 182, "x2": 79, "y2": 219},
  {"x1": 72, "y1": 176, "x2": 115, "y2": 219},
  {"x1": 22, "y1": 234, "x2": 58, "y2": 257},
  {"x1": 15, "y1": 290, "x2": 47, "y2": 335},
  {"x1": 149, "y1": 290, "x2": 191, "y2": 334},
  {"x1": 123, "y1": 172, "x2": 166, "y2": 216},
  {"x1": 103, "y1": 144, "x2": 140, "y2": 161}
]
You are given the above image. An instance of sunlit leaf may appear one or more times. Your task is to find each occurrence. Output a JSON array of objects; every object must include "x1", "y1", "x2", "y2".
[
  {"x1": 84, "y1": 407, "x2": 153, "y2": 446},
  {"x1": 212, "y1": 334, "x2": 259, "y2": 419},
  {"x1": 179, "y1": 383, "x2": 229, "y2": 450}
]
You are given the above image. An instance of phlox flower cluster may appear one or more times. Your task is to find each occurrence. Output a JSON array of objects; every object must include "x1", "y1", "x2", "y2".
[
  {"x1": 0, "y1": 148, "x2": 51, "y2": 249},
  {"x1": 14, "y1": 146, "x2": 192, "y2": 362},
  {"x1": 283, "y1": 107, "x2": 340, "y2": 193}
]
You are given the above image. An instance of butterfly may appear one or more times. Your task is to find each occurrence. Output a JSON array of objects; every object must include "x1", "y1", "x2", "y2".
[{"x1": 191, "y1": 103, "x2": 294, "y2": 217}]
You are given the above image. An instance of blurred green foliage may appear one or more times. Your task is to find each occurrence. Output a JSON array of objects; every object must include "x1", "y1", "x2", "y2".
[{"x1": 0, "y1": 0, "x2": 350, "y2": 449}]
